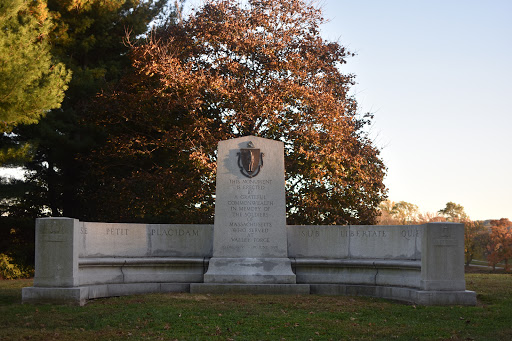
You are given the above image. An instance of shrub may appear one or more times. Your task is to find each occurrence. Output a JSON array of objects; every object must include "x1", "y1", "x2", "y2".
[
  {"x1": 0, "y1": 253, "x2": 32, "y2": 279},
  {"x1": 0, "y1": 217, "x2": 35, "y2": 268}
]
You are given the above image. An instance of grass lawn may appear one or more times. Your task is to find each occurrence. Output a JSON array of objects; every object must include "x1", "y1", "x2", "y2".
[{"x1": 1, "y1": 274, "x2": 511, "y2": 340}]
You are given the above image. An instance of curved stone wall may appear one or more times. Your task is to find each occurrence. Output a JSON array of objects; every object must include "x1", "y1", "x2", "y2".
[{"x1": 22, "y1": 218, "x2": 476, "y2": 306}]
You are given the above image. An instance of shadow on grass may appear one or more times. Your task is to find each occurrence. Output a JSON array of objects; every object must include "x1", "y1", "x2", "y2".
[
  {"x1": 0, "y1": 275, "x2": 511, "y2": 340},
  {"x1": 0, "y1": 278, "x2": 31, "y2": 305}
]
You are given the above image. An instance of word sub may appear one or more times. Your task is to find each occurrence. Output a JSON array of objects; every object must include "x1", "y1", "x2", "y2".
[{"x1": 301, "y1": 230, "x2": 320, "y2": 238}]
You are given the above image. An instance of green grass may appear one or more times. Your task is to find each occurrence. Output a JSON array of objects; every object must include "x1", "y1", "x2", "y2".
[{"x1": 1, "y1": 274, "x2": 512, "y2": 340}]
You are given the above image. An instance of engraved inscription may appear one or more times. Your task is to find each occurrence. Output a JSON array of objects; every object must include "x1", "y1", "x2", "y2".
[
  {"x1": 401, "y1": 229, "x2": 419, "y2": 240},
  {"x1": 44, "y1": 235, "x2": 65, "y2": 242},
  {"x1": 301, "y1": 230, "x2": 320, "y2": 238},
  {"x1": 43, "y1": 223, "x2": 64, "y2": 234},
  {"x1": 339, "y1": 230, "x2": 387, "y2": 238},
  {"x1": 434, "y1": 227, "x2": 455, "y2": 246},
  {"x1": 226, "y1": 177, "x2": 276, "y2": 248},
  {"x1": 434, "y1": 239, "x2": 457, "y2": 246},
  {"x1": 42, "y1": 222, "x2": 66, "y2": 242},
  {"x1": 151, "y1": 228, "x2": 199, "y2": 237},
  {"x1": 229, "y1": 222, "x2": 272, "y2": 228},
  {"x1": 106, "y1": 228, "x2": 129, "y2": 236}
]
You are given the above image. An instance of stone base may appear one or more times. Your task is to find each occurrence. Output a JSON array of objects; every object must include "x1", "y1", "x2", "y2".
[
  {"x1": 22, "y1": 283, "x2": 190, "y2": 306},
  {"x1": 22, "y1": 283, "x2": 477, "y2": 306},
  {"x1": 190, "y1": 283, "x2": 311, "y2": 295},
  {"x1": 420, "y1": 279, "x2": 466, "y2": 291},
  {"x1": 22, "y1": 286, "x2": 89, "y2": 306},
  {"x1": 204, "y1": 257, "x2": 296, "y2": 284},
  {"x1": 310, "y1": 284, "x2": 477, "y2": 306}
]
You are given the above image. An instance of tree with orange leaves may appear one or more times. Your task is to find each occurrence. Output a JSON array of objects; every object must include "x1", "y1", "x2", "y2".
[
  {"x1": 464, "y1": 220, "x2": 487, "y2": 267},
  {"x1": 83, "y1": 0, "x2": 387, "y2": 224},
  {"x1": 487, "y1": 218, "x2": 512, "y2": 271}
]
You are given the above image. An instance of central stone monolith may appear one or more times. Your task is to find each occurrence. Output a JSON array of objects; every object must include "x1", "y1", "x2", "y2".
[{"x1": 202, "y1": 135, "x2": 296, "y2": 284}]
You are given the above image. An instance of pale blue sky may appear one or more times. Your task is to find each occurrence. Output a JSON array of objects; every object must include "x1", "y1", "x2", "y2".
[{"x1": 317, "y1": 0, "x2": 512, "y2": 220}]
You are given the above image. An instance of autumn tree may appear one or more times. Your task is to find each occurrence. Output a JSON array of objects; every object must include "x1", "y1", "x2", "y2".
[
  {"x1": 487, "y1": 218, "x2": 512, "y2": 271},
  {"x1": 438, "y1": 202, "x2": 469, "y2": 222},
  {"x1": 391, "y1": 201, "x2": 420, "y2": 224},
  {"x1": 83, "y1": 0, "x2": 387, "y2": 224},
  {"x1": 377, "y1": 200, "x2": 423, "y2": 225},
  {"x1": 377, "y1": 200, "x2": 395, "y2": 225},
  {"x1": 377, "y1": 200, "x2": 490, "y2": 267},
  {"x1": 464, "y1": 220, "x2": 488, "y2": 267}
]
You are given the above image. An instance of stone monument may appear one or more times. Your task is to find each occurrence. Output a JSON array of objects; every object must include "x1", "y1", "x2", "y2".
[
  {"x1": 191, "y1": 136, "x2": 309, "y2": 294},
  {"x1": 22, "y1": 135, "x2": 476, "y2": 305}
]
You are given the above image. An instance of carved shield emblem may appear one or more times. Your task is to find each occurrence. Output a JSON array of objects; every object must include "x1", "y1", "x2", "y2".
[{"x1": 237, "y1": 143, "x2": 264, "y2": 178}]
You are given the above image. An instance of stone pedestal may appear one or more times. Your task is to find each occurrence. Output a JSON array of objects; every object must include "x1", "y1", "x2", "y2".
[
  {"x1": 22, "y1": 218, "x2": 81, "y2": 304},
  {"x1": 420, "y1": 222, "x2": 466, "y2": 291},
  {"x1": 202, "y1": 136, "x2": 297, "y2": 286},
  {"x1": 33, "y1": 217, "x2": 80, "y2": 287}
]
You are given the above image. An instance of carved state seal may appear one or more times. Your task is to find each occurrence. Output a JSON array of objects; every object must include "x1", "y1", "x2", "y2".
[{"x1": 237, "y1": 141, "x2": 264, "y2": 178}]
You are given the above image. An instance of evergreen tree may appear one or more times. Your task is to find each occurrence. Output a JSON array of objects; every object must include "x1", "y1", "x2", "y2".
[
  {"x1": 0, "y1": 0, "x2": 71, "y2": 162},
  {"x1": 1, "y1": 0, "x2": 172, "y2": 218}
]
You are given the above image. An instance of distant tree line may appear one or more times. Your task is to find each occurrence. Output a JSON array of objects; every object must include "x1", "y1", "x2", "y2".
[{"x1": 378, "y1": 200, "x2": 512, "y2": 271}]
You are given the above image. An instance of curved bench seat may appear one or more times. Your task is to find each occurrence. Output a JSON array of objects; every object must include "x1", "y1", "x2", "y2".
[
  {"x1": 291, "y1": 258, "x2": 421, "y2": 288},
  {"x1": 78, "y1": 257, "x2": 209, "y2": 286},
  {"x1": 291, "y1": 258, "x2": 420, "y2": 269},
  {"x1": 79, "y1": 257, "x2": 209, "y2": 266}
]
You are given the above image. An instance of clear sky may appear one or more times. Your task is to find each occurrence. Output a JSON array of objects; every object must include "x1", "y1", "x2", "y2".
[{"x1": 317, "y1": 0, "x2": 512, "y2": 220}]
